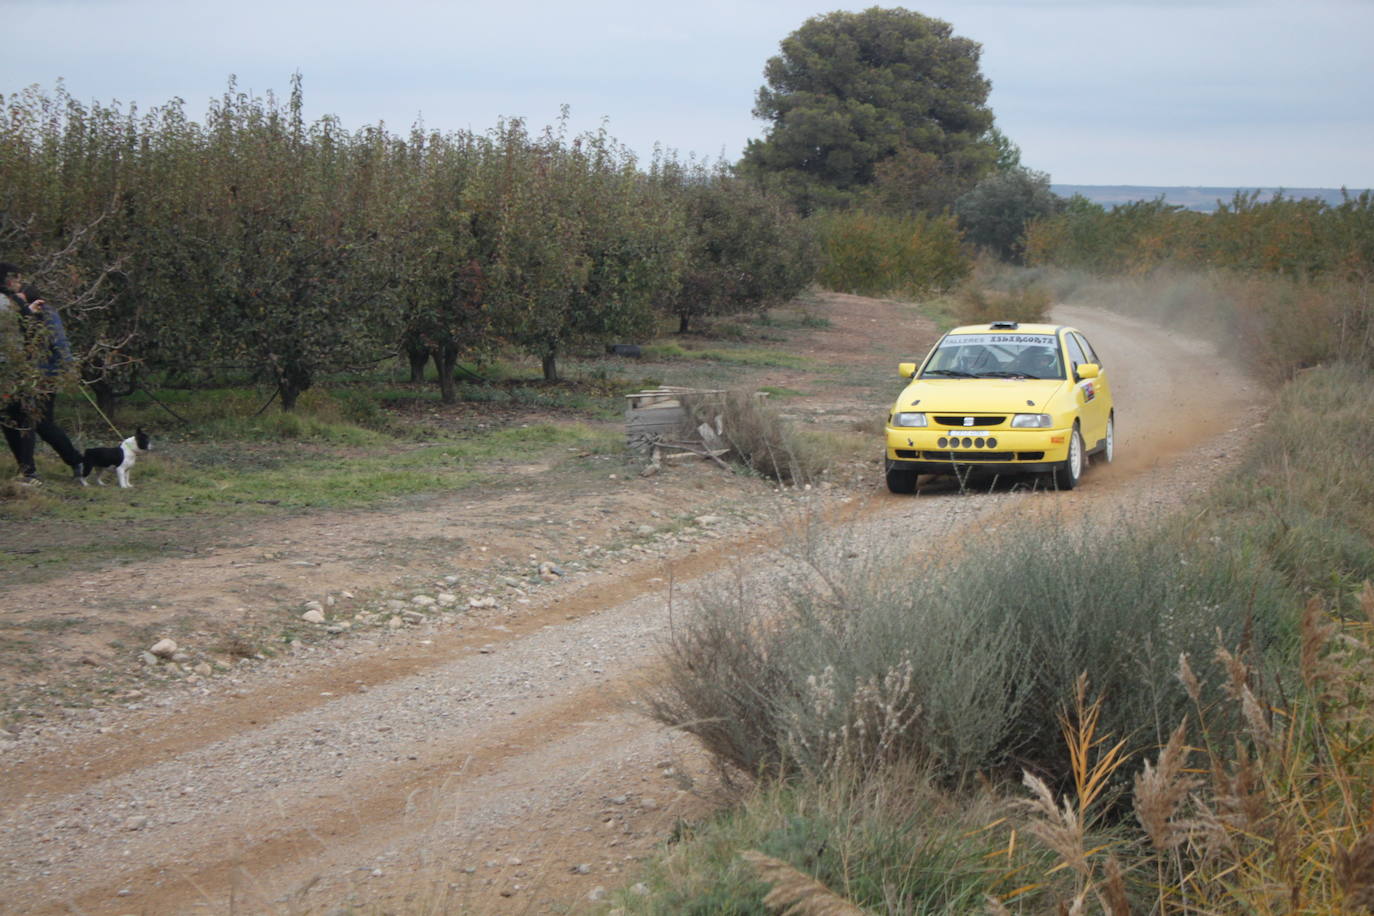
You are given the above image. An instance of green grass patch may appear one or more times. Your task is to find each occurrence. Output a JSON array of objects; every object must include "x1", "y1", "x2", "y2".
[
  {"x1": 3, "y1": 422, "x2": 621, "y2": 525},
  {"x1": 639, "y1": 341, "x2": 814, "y2": 370},
  {"x1": 1205, "y1": 363, "x2": 1374, "y2": 608}
]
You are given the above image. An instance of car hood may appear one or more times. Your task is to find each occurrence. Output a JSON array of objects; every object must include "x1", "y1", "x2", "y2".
[{"x1": 893, "y1": 378, "x2": 1068, "y2": 413}]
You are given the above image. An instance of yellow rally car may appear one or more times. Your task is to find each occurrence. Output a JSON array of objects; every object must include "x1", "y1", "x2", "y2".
[{"x1": 884, "y1": 321, "x2": 1114, "y2": 493}]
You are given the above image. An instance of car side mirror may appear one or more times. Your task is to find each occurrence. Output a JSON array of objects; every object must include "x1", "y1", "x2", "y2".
[
  {"x1": 1076, "y1": 363, "x2": 1100, "y2": 380},
  {"x1": 898, "y1": 361, "x2": 917, "y2": 379}
]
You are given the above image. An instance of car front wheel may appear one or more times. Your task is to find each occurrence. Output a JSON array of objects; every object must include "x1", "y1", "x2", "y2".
[
  {"x1": 1054, "y1": 424, "x2": 1084, "y2": 490},
  {"x1": 1102, "y1": 413, "x2": 1114, "y2": 464},
  {"x1": 885, "y1": 460, "x2": 917, "y2": 494}
]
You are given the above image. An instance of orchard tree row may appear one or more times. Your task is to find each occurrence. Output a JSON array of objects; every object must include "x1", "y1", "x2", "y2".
[{"x1": 0, "y1": 78, "x2": 815, "y2": 410}]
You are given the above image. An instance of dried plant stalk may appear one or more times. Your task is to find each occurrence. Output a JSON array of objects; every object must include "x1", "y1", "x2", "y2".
[
  {"x1": 740, "y1": 850, "x2": 866, "y2": 916},
  {"x1": 1338, "y1": 832, "x2": 1374, "y2": 913},
  {"x1": 1134, "y1": 720, "x2": 1198, "y2": 851}
]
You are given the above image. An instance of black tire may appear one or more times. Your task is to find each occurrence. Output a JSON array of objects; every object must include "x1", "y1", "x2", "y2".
[
  {"x1": 1053, "y1": 424, "x2": 1085, "y2": 490},
  {"x1": 1102, "y1": 413, "x2": 1115, "y2": 464},
  {"x1": 885, "y1": 461, "x2": 917, "y2": 494}
]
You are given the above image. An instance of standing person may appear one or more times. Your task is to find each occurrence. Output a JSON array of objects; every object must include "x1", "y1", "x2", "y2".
[{"x1": 1, "y1": 262, "x2": 83, "y2": 484}]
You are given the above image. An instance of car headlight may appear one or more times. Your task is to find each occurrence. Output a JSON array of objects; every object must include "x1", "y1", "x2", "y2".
[
  {"x1": 1010, "y1": 413, "x2": 1053, "y2": 428},
  {"x1": 892, "y1": 412, "x2": 928, "y2": 428}
]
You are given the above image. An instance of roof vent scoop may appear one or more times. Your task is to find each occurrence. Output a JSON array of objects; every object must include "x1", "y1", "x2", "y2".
[{"x1": 989, "y1": 321, "x2": 1019, "y2": 330}]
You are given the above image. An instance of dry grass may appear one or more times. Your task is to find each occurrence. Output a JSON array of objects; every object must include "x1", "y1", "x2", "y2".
[
  {"x1": 682, "y1": 390, "x2": 828, "y2": 485},
  {"x1": 1007, "y1": 584, "x2": 1374, "y2": 914},
  {"x1": 739, "y1": 851, "x2": 865, "y2": 916},
  {"x1": 1006, "y1": 675, "x2": 1132, "y2": 916}
]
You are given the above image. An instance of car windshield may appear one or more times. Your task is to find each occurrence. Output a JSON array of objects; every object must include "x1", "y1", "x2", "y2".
[{"x1": 920, "y1": 333, "x2": 1064, "y2": 380}]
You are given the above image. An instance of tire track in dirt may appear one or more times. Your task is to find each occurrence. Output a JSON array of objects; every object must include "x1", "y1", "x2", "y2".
[{"x1": 1, "y1": 533, "x2": 768, "y2": 805}]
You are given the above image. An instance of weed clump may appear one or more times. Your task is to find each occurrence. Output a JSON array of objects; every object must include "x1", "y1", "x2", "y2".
[{"x1": 683, "y1": 390, "x2": 828, "y2": 486}]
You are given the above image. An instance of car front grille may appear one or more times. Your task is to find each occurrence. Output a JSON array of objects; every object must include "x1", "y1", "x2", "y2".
[
  {"x1": 934, "y1": 415, "x2": 1006, "y2": 427},
  {"x1": 922, "y1": 451, "x2": 1015, "y2": 461}
]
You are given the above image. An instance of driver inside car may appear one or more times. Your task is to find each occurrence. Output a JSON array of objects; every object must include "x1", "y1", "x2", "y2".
[{"x1": 1011, "y1": 346, "x2": 1060, "y2": 378}]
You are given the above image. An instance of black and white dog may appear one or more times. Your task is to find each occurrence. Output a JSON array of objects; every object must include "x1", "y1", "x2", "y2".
[{"x1": 81, "y1": 428, "x2": 151, "y2": 488}]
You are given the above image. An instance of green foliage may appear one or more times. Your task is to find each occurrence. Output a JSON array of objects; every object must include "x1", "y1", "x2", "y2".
[
  {"x1": 0, "y1": 80, "x2": 820, "y2": 413},
  {"x1": 1027, "y1": 190, "x2": 1374, "y2": 286},
  {"x1": 813, "y1": 209, "x2": 970, "y2": 297},
  {"x1": 648, "y1": 511, "x2": 1290, "y2": 785},
  {"x1": 1210, "y1": 364, "x2": 1374, "y2": 601},
  {"x1": 1, "y1": 79, "x2": 404, "y2": 410},
  {"x1": 657, "y1": 165, "x2": 816, "y2": 333},
  {"x1": 867, "y1": 144, "x2": 998, "y2": 216},
  {"x1": 741, "y1": 8, "x2": 997, "y2": 212},
  {"x1": 0, "y1": 85, "x2": 130, "y2": 405},
  {"x1": 391, "y1": 127, "x2": 491, "y2": 404},
  {"x1": 473, "y1": 119, "x2": 687, "y2": 381},
  {"x1": 954, "y1": 273, "x2": 1052, "y2": 324},
  {"x1": 643, "y1": 343, "x2": 811, "y2": 369},
  {"x1": 955, "y1": 166, "x2": 1064, "y2": 262},
  {"x1": 199, "y1": 77, "x2": 404, "y2": 408},
  {"x1": 615, "y1": 771, "x2": 1044, "y2": 914}
]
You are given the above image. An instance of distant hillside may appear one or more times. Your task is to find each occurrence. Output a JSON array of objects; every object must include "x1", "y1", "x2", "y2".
[{"x1": 1051, "y1": 185, "x2": 1368, "y2": 213}]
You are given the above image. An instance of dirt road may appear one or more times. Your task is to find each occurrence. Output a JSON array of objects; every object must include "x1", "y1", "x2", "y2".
[{"x1": 0, "y1": 300, "x2": 1259, "y2": 914}]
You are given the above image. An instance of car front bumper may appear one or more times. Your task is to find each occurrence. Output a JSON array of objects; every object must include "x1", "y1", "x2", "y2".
[{"x1": 884, "y1": 425, "x2": 1071, "y2": 474}]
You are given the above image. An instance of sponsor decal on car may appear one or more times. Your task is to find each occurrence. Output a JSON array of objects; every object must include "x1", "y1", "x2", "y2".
[
  {"x1": 1080, "y1": 380, "x2": 1096, "y2": 402},
  {"x1": 941, "y1": 333, "x2": 1056, "y2": 347}
]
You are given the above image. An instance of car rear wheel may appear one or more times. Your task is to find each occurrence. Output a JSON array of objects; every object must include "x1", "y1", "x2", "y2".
[
  {"x1": 1053, "y1": 424, "x2": 1084, "y2": 490},
  {"x1": 885, "y1": 461, "x2": 917, "y2": 494}
]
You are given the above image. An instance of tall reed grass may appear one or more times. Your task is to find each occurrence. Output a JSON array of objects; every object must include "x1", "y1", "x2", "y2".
[{"x1": 1008, "y1": 586, "x2": 1374, "y2": 914}]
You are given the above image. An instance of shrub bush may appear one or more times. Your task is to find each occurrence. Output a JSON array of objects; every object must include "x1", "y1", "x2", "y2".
[
  {"x1": 954, "y1": 284, "x2": 1051, "y2": 325},
  {"x1": 813, "y1": 209, "x2": 970, "y2": 298},
  {"x1": 648, "y1": 511, "x2": 1291, "y2": 786}
]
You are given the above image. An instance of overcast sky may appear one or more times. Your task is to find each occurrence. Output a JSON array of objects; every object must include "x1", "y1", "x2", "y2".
[{"x1": 4, "y1": 0, "x2": 1371, "y2": 188}]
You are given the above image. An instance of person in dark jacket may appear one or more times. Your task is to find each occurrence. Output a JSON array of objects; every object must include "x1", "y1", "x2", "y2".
[{"x1": 1, "y1": 262, "x2": 83, "y2": 484}]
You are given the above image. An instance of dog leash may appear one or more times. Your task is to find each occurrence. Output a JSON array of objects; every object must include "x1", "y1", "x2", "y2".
[{"x1": 77, "y1": 382, "x2": 124, "y2": 439}]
